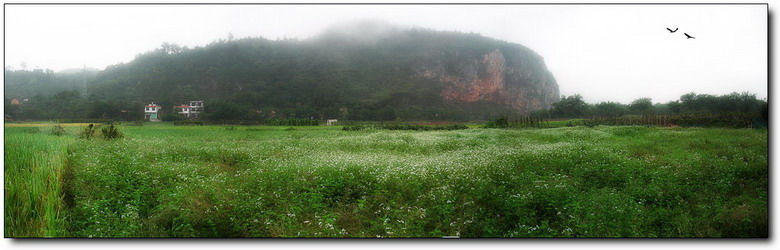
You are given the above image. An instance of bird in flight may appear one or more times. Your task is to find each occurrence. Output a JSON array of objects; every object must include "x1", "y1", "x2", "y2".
[
  {"x1": 666, "y1": 27, "x2": 678, "y2": 33},
  {"x1": 684, "y1": 33, "x2": 695, "y2": 39}
]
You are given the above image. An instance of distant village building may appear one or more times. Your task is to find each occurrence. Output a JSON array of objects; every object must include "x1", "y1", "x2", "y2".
[
  {"x1": 10, "y1": 98, "x2": 21, "y2": 105},
  {"x1": 144, "y1": 102, "x2": 161, "y2": 122},
  {"x1": 174, "y1": 104, "x2": 192, "y2": 118},
  {"x1": 174, "y1": 101, "x2": 204, "y2": 119},
  {"x1": 189, "y1": 101, "x2": 203, "y2": 118}
]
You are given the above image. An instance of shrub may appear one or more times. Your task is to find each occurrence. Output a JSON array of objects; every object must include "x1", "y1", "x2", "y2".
[
  {"x1": 51, "y1": 124, "x2": 66, "y2": 136},
  {"x1": 442, "y1": 124, "x2": 469, "y2": 130},
  {"x1": 100, "y1": 123, "x2": 124, "y2": 139},
  {"x1": 493, "y1": 116, "x2": 509, "y2": 128},
  {"x1": 342, "y1": 123, "x2": 468, "y2": 131},
  {"x1": 79, "y1": 124, "x2": 98, "y2": 139},
  {"x1": 484, "y1": 115, "x2": 545, "y2": 129},
  {"x1": 174, "y1": 120, "x2": 204, "y2": 126},
  {"x1": 54, "y1": 119, "x2": 110, "y2": 124},
  {"x1": 342, "y1": 125, "x2": 365, "y2": 131},
  {"x1": 163, "y1": 113, "x2": 184, "y2": 122},
  {"x1": 584, "y1": 112, "x2": 762, "y2": 128},
  {"x1": 265, "y1": 119, "x2": 319, "y2": 126}
]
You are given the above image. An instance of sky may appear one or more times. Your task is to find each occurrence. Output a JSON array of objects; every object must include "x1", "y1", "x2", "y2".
[{"x1": 3, "y1": 4, "x2": 768, "y2": 104}]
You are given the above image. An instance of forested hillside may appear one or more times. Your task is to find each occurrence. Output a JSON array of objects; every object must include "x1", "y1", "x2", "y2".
[{"x1": 5, "y1": 22, "x2": 560, "y2": 121}]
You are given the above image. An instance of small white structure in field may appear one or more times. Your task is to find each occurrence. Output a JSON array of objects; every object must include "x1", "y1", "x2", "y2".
[
  {"x1": 326, "y1": 119, "x2": 338, "y2": 126},
  {"x1": 144, "y1": 102, "x2": 161, "y2": 122}
]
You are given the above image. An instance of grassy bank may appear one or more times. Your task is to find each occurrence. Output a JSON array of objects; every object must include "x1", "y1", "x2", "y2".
[
  {"x1": 4, "y1": 124, "x2": 768, "y2": 237},
  {"x1": 4, "y1": 126, "x2": 75, "y2": 237},
  {"x1": 65, "y1": 125, "x2": 767, "y2": 237}
]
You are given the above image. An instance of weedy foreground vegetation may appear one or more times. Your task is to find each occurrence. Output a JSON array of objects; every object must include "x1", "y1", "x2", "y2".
[
  {"x1": 4, "y1": 123, "x2": 768, "y2": 237},
  {"x1": 5, "y1": 126, "x2": 72, "y2": 237}
]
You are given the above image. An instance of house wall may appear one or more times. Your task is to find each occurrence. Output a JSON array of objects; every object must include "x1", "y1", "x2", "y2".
[{"x1": 145, "y1": 104, "x2": 161, "y2": 121}]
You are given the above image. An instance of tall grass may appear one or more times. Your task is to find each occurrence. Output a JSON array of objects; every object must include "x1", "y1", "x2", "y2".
[
  {"x1": 56, "y1": 125, "x2": 767, "y2": 237},
  {"x1": 3, "y1": 124, "x2": 768, "y2": 237},
  {"x1": 4, "y1": 127, "x2": 73, "y2": 237}
]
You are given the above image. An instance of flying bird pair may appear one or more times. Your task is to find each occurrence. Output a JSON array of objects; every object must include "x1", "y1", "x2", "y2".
[{"x1": 666, "y1": 27, "x2": 695, "y2": 39}]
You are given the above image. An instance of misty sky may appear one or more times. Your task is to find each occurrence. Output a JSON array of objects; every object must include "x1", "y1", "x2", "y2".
[{"x1": 4, "y1": 4, "x2": 767, "y2": 104}]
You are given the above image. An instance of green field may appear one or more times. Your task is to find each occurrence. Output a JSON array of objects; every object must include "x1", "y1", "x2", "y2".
[{"x1": 4, "y1": 123, "x2": 768, "y2": 237}]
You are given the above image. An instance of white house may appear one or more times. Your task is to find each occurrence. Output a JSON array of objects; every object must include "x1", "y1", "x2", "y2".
[
  {"x1": 174, "y1": 101, "x2": 204, "y2": 119},
  {"x1": 189, "y1": 101, "x2": 204, "y2": 119},
  {"x1": 144, "y1": 102, "x2": 161, "y2": 122}
]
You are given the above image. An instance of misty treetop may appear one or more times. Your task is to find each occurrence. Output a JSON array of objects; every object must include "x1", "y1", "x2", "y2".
[{"x1": 4, "y1": 68, "x2": 97, "y2": 99}]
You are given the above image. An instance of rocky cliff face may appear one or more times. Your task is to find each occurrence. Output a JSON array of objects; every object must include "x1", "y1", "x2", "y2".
[{"x1": 414, "y1": 47, "x2": 559, "y2": 113}]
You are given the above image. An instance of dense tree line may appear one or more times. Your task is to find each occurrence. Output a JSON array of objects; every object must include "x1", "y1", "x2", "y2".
[
  {"x1": 533, "y1": 92, "x2": 766, "y2": 119},
  {"x1": 4, "y1": 90, "x2": 142, "y2": 121}
]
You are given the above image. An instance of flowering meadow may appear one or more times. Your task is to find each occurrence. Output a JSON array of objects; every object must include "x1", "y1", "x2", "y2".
[{"x1": 4, "y1": 124, "x2": 767, "y2": 237}]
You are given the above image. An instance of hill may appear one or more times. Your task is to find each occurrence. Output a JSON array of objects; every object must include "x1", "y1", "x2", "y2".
[{"x1": 5, "y1": 21, "x2": 559, "y2": 121}]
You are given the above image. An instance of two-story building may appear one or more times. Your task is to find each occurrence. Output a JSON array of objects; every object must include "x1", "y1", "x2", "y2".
[
  {"x1": 144, "y1": 102, "x2": 161, "y2": 122},
  {"x1": 174, "y1": 101, "x2": 204, "y2": 119},
  {"x1": 189, "y1": 101, "x2": 204, "y2": 119}
]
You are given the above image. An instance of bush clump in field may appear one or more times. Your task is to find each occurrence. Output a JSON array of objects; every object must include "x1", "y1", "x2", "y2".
[
  {"x1": 583, "y1": 113, "x2": 763, "y2": 128},
  {"x1": 163, "y1": 113, "x2": 184, "y2": 122},
  {"x1": 174, "y1": 120, "x2": 204, "y2": 126},
  {"x1": 484, "y1": 115, "x2": 547, "y2": 128},
  {"x1": 55, "y1": 118, "x2": 110, "y2": 124},
  {"x1": 265, "y1": 118, "x2": 319, "y2": 126},
  {"x1": 100, "y1": 123, "x2": 124, "y2": 139},
  {"x1": 79, "y1": 124, "x2": 98, "y2": 139},
  {"x1": 343, "y1": 123, "x2": 468, "y2": 131},
  {"x1": 342, "y1": 125, "x2": 366, "y2": 131},
  {"x1": 51, "y1": 124, "x2": 66, "y2": 136},
  {"x1": 484, "y1": 116, "x2": 510, "y2": 128}
]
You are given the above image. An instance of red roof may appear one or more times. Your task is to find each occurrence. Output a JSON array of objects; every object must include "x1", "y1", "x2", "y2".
[{"x1": 145, "y1": 105, "x2": 159, "y2": 108}]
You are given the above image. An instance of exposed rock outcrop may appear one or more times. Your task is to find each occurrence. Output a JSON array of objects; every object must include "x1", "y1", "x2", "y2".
[{"x1": 415, "y1": 47, "x2": 559, "y2": 113}]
